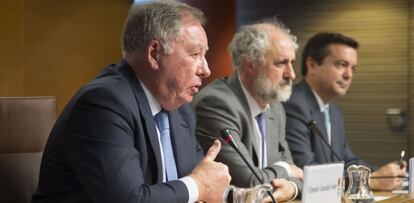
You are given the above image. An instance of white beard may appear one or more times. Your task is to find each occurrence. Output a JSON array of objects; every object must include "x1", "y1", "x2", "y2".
[{"x1": 253, "y1": 75, "x2": 293, "y2": 103}]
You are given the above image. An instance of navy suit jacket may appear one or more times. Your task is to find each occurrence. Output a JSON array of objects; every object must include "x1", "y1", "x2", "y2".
[
  {"x1": 283, "y1": 80, "x2": 376, "y2": 170},
  {"x1": 32, "y1": 60, "x2": 204, "y2": 203}
]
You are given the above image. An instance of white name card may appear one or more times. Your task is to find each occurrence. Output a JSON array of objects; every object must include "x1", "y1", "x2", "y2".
[{"x1": 302, "y1": 162, "x2": 344, "y2": 203}]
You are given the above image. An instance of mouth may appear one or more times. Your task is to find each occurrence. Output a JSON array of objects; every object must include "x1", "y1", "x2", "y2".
[
  {"x1": 190, "y1": 84, "x2": 200, "y2": 94},
  {"x1": 280, "y1": 80, "x2": 292, "y2": 88},
  {"x1": 337, "y1": 81, "x2": 349, "y2": 89}
]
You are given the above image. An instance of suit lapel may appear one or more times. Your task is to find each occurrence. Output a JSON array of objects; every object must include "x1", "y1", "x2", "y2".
[
  {"x1": 329, "y1": 107, "x2": 341, "y2": 160},
  {"x1": 300, "y1": 81, "x2": 333, "y2": 162},
  {"x1": 227, "y1": 73, "x2": 261, "y2": 165},
  {"x1": 116, "y1": 61, "x2": 164, "y2": 182},
  {"x1": 169, "y1": 110, "x2": 193, "y2": 177},
  {"x1": 265, "y1": 107, "x2": 279, "y2": 163}
]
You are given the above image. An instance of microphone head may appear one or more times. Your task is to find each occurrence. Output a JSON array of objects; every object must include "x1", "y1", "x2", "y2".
[
  {"x1": 220, "y1": 129, "x2": 232, "y2": 142},
  {"x1": 219, "y1": 129, "x2": 238, "y2": 149},
  {"x1": 307, "y1": 120, "x2": 317, "y2": 128}
]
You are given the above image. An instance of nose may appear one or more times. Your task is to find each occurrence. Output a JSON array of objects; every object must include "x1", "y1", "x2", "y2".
[
  {"x1": 197, "y1": 57, "x2": 211, "y2": 78},
  {"x1": 343, "y1": 66, "x2": 353, "y2": 80},
  {"x1": 284, "y1": 64, "x2": 296, "y2": 80}
]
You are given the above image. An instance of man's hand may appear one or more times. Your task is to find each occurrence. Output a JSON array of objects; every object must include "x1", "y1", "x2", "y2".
[
  {"x1": 190, "y1": 140, "x2": 231, "y2": 203},
  {"x1": 290, "y1": 164, "x2": 304, "y2": 180},
  {"x1": 263, "y1": 179, "x2": 295, "y2": 203},
  {"x1": 370, "y1": 161, "x2": 407, "y2": 191}
]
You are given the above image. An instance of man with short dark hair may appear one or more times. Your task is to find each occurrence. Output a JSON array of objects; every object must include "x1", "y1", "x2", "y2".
[
  {"x1": 283, "y1": 32, "x2": 407, "y2": 191},
  {"x1": 32, "y1": 2, "x2": 230, "y2": 202}
]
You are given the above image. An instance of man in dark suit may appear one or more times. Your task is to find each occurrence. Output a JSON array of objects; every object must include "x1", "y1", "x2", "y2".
[
  {"x1": 283, "y1": 32, "x2": 407, "y2": 190},
  {"x1": 32, "y1": 2, "x2": 230, "y2": 203},
  {"x1": 193, "y1": 19, "x2": 303, "y2": 202}
]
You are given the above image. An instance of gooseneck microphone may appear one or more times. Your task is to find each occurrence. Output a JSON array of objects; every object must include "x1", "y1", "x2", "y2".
[
  {"x1": 307, "y1": 120, "x2": 342, "y2": 162},
  {"x1": 220, "y1": 129, "x2": 277, "y2": 203},
  {"x1": 220, "y1": 129, "x2": 262, "y2": 182},
  {"x1": 286, "y1": 112, "x2": 343, "y2": 163}
]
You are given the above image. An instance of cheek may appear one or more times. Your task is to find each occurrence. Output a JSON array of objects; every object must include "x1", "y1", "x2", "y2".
[
  {"x1": 175, "y1": 64, "x2": 197, "y2": 90},
  {"x1": 268, "y1": 70, "x2": 284, "y2": 83}
]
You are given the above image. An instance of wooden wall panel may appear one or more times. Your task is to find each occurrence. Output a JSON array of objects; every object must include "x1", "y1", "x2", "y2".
[
  {"x1": 0, "y1": 0, "x2": 24, "y2": 96},
  {"x1": 0, "y1": 0, "x2": 233, "y2": 113},
  {"x1": 23, "y1": 0, "x2": 129, "y2": 113},
  {"x1": 237, "y1": 0, "x2": 412, "y2": 166},
  {"x1": 180, "y1": 0, "x2": 236, "y2": 86},
  {"x1": 409, "y1": 0, "x2": 414, "y2": 158}
]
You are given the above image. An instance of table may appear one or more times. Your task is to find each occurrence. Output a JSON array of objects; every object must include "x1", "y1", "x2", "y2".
[
  {"x1": 374, "y1": 192, "x2": 414, "y2": 203},
  {"x1": 290, "y1": 191, "x2": 414, "y2": 203}
]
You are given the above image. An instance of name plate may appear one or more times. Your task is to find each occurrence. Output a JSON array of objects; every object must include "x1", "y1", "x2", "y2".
[{"x1": 302, "y1": 162, "x2": 344, "y2": 203}]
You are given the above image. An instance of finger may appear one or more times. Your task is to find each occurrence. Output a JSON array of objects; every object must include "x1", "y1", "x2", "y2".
[
  {"x1": 263, "y1": 196, "x2": 272, "y2": 203},
  {"x1": 271, "y1": 179, "x2": 285, "y2": 188},
  {"x1": 204, "y1": 140, "x2": 221, "y2": 161},
  {"x1": 401, "y1": 161, "x2": 408, "y2": 169}
]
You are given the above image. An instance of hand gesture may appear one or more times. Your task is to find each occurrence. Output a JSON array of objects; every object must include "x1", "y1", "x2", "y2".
[{"x1": 191, "y1": 140, "x2": 231, "y2": 203}]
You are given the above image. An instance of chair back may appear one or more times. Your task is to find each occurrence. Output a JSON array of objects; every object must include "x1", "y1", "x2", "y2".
[{"x1": 0, "y1": 97, "x2": 56, "y2": 203}]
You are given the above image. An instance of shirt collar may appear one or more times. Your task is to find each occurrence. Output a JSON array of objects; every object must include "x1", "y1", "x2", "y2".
[
  {"x1": 239, "y1": 77, "x2": 269, "y2": 117},
  {"x1": 311, "y1": 89, "x2": 329, "y2": 112},
  {"x1": 140, "y1": 80, "x2": 162, "y2": 116}
]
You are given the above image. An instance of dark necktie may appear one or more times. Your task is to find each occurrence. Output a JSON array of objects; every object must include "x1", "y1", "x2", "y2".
[{"x1": 155, "y1": 110, "x2": 178, "y2": 181}]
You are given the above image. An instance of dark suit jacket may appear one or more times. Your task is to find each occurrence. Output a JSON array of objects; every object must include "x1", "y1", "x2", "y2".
[
  {"x1": 283, "y1": 80, "x2": 377, "y2": 170},
  {"x1": 32, "y1": 60, "x2": 204, "y2": 203},
  {"x1": 192, "y1": 73, "x2": 302, "y2": 191}
]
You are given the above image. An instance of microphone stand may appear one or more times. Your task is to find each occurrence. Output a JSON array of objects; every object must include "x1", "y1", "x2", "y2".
[
  {"x1": 307, "y1": 120, "x2": 342, "y2": 162},
  {"x1": 220, "y1": 129, "x2": 277, "y2": 203}
]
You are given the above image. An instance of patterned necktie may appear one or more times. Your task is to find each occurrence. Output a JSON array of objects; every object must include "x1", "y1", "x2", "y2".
[
  {"x1": 155, "y1": 110, "x2": 178, "y2": 181},
  {"x1": 255, "y1": 112, "x2": 267, "y2": 168},
  {"x1": 322, "y1": 107, "x2": 331, "y2": 145}
]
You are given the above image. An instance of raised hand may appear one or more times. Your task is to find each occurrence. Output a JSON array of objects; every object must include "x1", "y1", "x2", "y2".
[{"x1": 191, "y1": 140, "x2": 231, "y2": 203}]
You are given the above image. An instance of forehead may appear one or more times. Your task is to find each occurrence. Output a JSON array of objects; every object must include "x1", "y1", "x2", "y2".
[
  {"x1": 267, "y1": 31, "x2": 296, "y2": 58},
  {"x1": 174, "y1": 17, "x2": 208, "y2": 50},
  {"x1": 326, "y1": 44, "x2": 358, "y2": 62}
]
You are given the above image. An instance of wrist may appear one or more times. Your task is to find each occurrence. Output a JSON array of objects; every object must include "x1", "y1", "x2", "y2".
[
  {"x1": 286, "y1": 181, "x2": 298, "y2": 202},
  {"x1": 190, "y1": 174, "x2": 205, "y2": 202}
]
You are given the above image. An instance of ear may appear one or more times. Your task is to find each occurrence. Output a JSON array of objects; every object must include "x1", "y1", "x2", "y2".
[
  {"x1": 147, "y1": 40, "x2": 161, "y2": 70},
  {"x1": 306, "y1": 57, "x2": 318, "y2": 75},
  {"x1": 241, "y1": 57, "x2": 256, "y2": 74}
]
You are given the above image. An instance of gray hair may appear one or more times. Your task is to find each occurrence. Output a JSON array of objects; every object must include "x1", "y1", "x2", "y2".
[
  {"x1": 228, "y1": 17, "x2": 298, "y2": 69},
  {"x1": 121, "y1": 1, "x2": 205, "y2": 55}
]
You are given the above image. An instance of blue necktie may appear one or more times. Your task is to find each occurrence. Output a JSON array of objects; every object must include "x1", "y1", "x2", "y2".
[
  {"x1": 155, "y1": 110, "x2": 178, "y2": 181},
  {"x1": 322, "y1": 107, "x2": 331, "y2": 145},
  {"x1": 256, "y1": 112, "x2": 267, "y2": 168}
]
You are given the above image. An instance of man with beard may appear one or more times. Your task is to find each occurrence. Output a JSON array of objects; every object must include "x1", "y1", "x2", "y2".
[
  {"x1": 192, "y1": 19, "x2": 303, "y2": 202},
  {"x1": 283, "y1": 32, "x2": 407, "y2": 190}
]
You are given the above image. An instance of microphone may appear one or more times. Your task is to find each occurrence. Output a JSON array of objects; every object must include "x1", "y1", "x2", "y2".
[
  {"x1": 307, "y1": 120, "x2": 342, "y2": 162},
  {"x1": 286, "y1": 112, "x2": 343, "y2": 163},
  {"x1": 220, "y1": 129, "x2": 277, "y2": 203}
]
